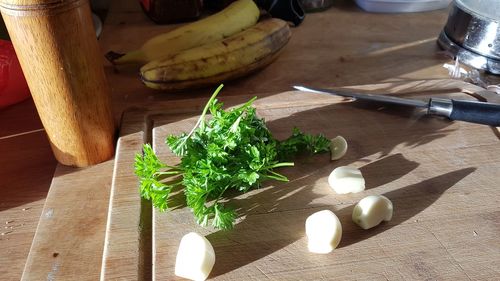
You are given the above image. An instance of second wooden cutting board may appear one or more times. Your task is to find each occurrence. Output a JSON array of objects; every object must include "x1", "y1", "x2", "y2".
[{"x1": 100, "y1": 79, "x2": 500, "y2": 281}]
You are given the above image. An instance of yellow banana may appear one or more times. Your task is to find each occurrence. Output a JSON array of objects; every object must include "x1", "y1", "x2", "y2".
[
  {"x1": 107, "y1": 0, "x2": 260, "y2": 65},
  {"x1": 140, "y1": 18, "x2": 291, "y2": 91}
]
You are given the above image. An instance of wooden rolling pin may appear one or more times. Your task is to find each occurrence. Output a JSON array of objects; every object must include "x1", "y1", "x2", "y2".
[{"x1": 0, "y1": 0, "x2": 115, "y2": 167}]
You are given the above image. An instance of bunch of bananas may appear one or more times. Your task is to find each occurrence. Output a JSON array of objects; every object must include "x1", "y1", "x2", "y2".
[{"x1": 107, "y1": 0, "x2": 291, "y2": 91}]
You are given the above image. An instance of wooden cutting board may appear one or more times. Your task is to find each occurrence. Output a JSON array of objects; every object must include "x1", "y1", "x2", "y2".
[{"x1": 22, "y1": 80, "x2": 500, "y2": 281}]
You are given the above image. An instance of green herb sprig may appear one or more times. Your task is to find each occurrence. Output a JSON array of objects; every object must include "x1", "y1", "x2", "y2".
[{"x1": 135, "y1": 85, "x2": 330, "y2": 230}]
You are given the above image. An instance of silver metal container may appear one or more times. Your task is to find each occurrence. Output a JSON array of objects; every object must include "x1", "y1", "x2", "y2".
[{"x1": 438, "y1": 0, "x2": 500, "y2": 74}]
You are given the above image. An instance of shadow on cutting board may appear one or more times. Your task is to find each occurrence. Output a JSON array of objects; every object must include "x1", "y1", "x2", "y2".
[
  {"x1": 337, "y1": 167, "x2": 477, "y2": 249},
  {"x1": 360, "y1": 153, "x2": 419, "y2": 190},
  {"x1": 207, "y1": 163, "x2": 475, "y2": 278}
]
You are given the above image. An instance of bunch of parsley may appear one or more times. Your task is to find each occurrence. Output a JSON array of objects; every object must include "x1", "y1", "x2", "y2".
[{"x1": 135, "y1": 85, "x2": 330, "y2": 230}]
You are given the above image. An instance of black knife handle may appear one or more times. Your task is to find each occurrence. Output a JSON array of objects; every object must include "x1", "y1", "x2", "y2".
[{"x1": 450, "y1": 100, "x2": 500, "y2": 127}]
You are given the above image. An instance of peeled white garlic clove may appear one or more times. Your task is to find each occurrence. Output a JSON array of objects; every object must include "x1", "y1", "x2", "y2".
[
  {"x1": 175, "y1": 232, "x2": 215, "y2": 281},
  {"x1": 330, "y1": 136, "x2": 348, "y2": 160},
  {"x1": 328, "y1": 166, "x2": 365, "y2": 194},
  {"x1": 305, "y1": 210, "x2": 342, "y2": 254},
  {"x1": 352, "y1": 195, "x2": 393, "y2": 230}
]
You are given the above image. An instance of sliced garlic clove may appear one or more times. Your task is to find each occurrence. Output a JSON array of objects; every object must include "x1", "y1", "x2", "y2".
[
  {"x1": 305, "y1": 210, "x2": 342, "y2": 254},
  {"x1": 328, "y1": 166, "x2": 365, "y2": 194},
  {"x1": 175, "y1": 232, "x2": 216, "y2": 281},
  {"x1": 330, "y1": 135, "x2": 348, "y2": 160},
  {"x1": 352, "y1": 195, "x2": 393, "y2": 230}
]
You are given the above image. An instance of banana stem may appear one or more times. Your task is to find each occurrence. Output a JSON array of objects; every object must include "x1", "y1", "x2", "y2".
[{"x1": 107, "y1": 49, "x2": 147, "y2": 65}]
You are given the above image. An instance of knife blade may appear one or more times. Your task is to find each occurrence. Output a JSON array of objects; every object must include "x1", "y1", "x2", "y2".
[{"x1": 293, "y1": 85, "x2": 500, "y2": 127}]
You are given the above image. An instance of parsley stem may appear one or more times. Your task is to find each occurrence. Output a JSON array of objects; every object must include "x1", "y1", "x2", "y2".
[
  {"x1": 239, "y1": 96, "x2": 257, "y2": 109},
  {"x1": 155, "y1": 170, "x2": 182, "y2": 176},
  {"x1": 214, "y1": 183, "x2": 231, "y2": 204},
  {"x1": 265, "y1": 170, "x2": 289, "y2": 182},
  {"x1": 268, "y1": 162, "x2": 294, "y2": 169},
  {"x1": 185, "y1": 84, "x2": 224, "y2": 140}
]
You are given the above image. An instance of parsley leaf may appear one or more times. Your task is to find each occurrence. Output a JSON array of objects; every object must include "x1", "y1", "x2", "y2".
[
  {"x1": 135, "y1": 85, "x2": 331, "y2": 229},
  {"x1": 277, "y1": 127, "x2": 331, "y2": 161}
]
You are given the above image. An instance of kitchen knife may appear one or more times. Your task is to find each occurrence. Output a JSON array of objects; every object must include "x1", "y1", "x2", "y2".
[{"x1": 293, "y1": 85, "x2": 500, "y2": 127}]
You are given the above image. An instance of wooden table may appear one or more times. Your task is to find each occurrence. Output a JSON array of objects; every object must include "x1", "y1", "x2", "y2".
[{"x1": 2, "y1": 0, "x2": 497, "y2": 280}]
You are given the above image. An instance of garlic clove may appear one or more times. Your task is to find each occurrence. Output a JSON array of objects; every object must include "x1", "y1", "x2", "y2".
[
  {"x1": 175, "y1": 232, "x2": 216, "y2": 281},
  {"x1": 328, "y1": 166, "x2": 365, "y2": 194},
  {"x1": 352, "y1": 195, "x2": 393, "y2": 230},
  {"x1": 305, "y1": 210, "x2": 342, "y2": 254},
  {"x1": 330, "y1": 135, "x2": 348, "y2": 160}
]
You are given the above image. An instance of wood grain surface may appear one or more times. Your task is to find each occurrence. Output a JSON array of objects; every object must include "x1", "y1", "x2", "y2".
[
  {"x1": 0, "y1": 0, "x2": 115, "y2": 167},
  {"x1": 20, "y1": 161, "x2": 114, "y2": 281},
  {"x1": 0, "y1": 100, "x2": 56, "y2": 281},
  {"x1": 100, "y1": 79, "x2": 500, "y2": 280},
  {"x1": 2, "y1": 0, "x2": 500, "y2": 280},
  {"x1": 99, "y1": 109, "x2": 150, "y2": 281}
]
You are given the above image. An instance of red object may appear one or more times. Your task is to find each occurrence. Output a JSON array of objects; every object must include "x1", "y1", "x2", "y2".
[
  {"x1": 0, "y1": 39, "x2": 30, "y2": 108},
  {"x1": 140, "y1": 0, "x2": 151, "y2": 10}
]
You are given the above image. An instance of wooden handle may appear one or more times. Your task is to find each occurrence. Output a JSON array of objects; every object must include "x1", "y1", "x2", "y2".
[{"x1": 0, "y1": 0, "x2": 115, "y2": 167}]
